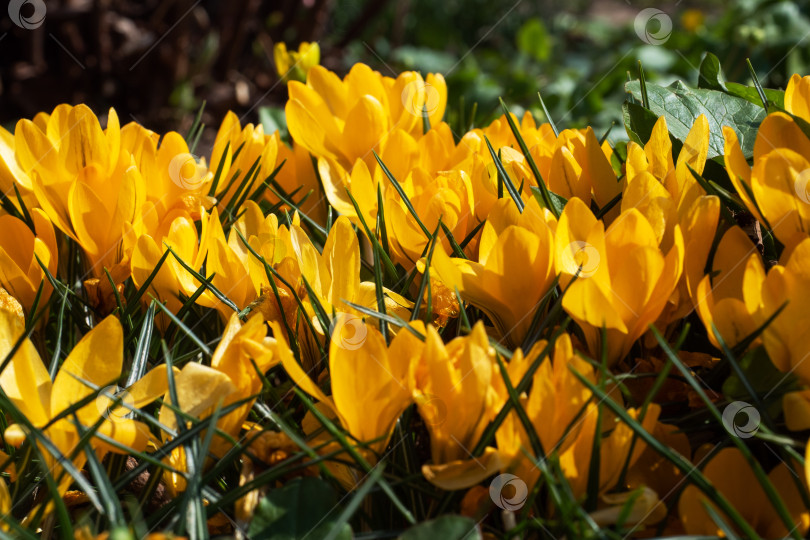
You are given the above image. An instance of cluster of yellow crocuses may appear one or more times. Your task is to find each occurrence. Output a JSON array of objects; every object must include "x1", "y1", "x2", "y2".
[{"x1": 4, "y1": 59, "x2": 810, "y2": 536}]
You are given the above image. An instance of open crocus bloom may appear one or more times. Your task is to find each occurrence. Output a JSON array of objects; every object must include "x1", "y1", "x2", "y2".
[
  {"x1": 280, "y1": 318, "x2": 418, "y2": 489},
  {"x1": 15, "y1": 104, "x2": 145, "y2": 280},
  {"x1": 431, "y1": 197, "x2": 557, "y2": 348},
  {"x1": 497, "y1": 333, "x2": 659, "y2": 500},
  {"x1": 286, "y1": 63, "x2": 447, "y2": 171},
  {"x1": 695, "y1": 226, "x2": 763, "y2": 350},
  {"x1": 158, "y1": 313, "x2": 283, "y2": 494},
  {"x1": 0, "y1": 313, "x2": 170, "y2": 500},
  {"x1": 555, "y1": 197, "x2": 683, "y2": 365},
  {"x1": 413, "y1": 322, "x2": 514, "y2": 490},
  {"x1": 743, "y1": 236, "x2": 810, "y2": 383}
]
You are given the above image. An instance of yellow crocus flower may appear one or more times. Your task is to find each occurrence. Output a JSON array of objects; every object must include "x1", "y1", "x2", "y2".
[
  {"x1": 0, "y1": 313, "x2": 170, "y2": 498},
  {"x1": 316, "y1": 121, "x2": 467, "y2": 245},
  {"x1": 288, "y1": 215, "x2": 411, "y2": 367},
  {"x1": 431, "y1": 196, "x2": 557, "y2": 348},
  {"x1": 318, "y1": 157, "x2": 380, "y2": 233},
  {"x1": 158, "y1": 314, "x2": 282, "y2": 493},
  {"x1": 15, "y1": 104, "x2": 145, "y2": 280},
  {"x1": 555, "y1": 197, "x2": 683, "y2": 365},
  {"x1": 207, "y1": 111, "x2": 280, "y2": 212},
  {"x1": 724, "y1": 95, "x2": 810, "y2": 249},
  {"x1": 0, "y1": 125, "x2": 38, "y2": 211},
  {"x1": 679, "y1": 448, "x2": 809, "y2": 537},
  {"x1": 414, "y1": 322, "x2": 507, "y2": 490},
  {"x1": 744, "y1": 236, "x2": 810, "y2": 383},
  {"x1": 785, "y1": 73, "x2": 810, "y2": 124},
  {"x1": 121, "y1": 122, "x2": 214, "y2": 221},
  {"x1": 0, "y1": 209, "x2": 58, "y2": 315},
  {"x1": 460, "y1": 114, "x2": 620, "y2": 219},
  {"x1": 624, "y1": 115, "x2": 720, "y2": 321},
  {"x1": 496, "y1": 333, "x2": 658, "y2": 499},
  {"x1": 695, "y1": 226, "x2": 763, "y2": 349},
  {"x1": 291, "y1": 215, "x2": 411, "y2": 317},
  {"x1": 130, "y1": 208, "x2": 204, "y2": 315},
  {"x1": 385, "y1": 168, "x2": 476, "y2": 267},
  {"x1": 542, "y1": 126, "x2": 622, "y2": 214},
  {"x1": 280, "y1": 318, "x2": 417, "y2": 488},
  {"x1": 196, "y1": 200, "x2": 299, "y2": 317},
  {"x1": 286, "y1": 63, "x2": 447, "y2": 171},
  {"x1": 274, "y1": 41, "x2": 320, "y2": 83}
]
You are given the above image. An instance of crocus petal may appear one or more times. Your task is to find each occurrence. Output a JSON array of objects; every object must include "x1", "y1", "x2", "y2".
[
  {"x1": 421, "y1": 447, "x2": 503, "y2": 491},
  {"x1": 51, "y1": 316, "x2": 123, "y2": 425}
]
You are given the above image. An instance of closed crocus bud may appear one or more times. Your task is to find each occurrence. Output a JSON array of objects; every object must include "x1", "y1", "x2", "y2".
[
  {"x1": 279, "y1": 317, "x2": 419, "y2": 489},
  {"x1": 274, "y1": 41, "x2": 320, "y2": 83},
  {"x1": 785, "y1": 73, "x2": 810, "y2": 124}
]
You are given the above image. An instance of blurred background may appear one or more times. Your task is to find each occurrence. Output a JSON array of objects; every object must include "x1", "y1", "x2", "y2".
[{"x1": 1, "y1": 0, "x2": 809, "y2": 144}]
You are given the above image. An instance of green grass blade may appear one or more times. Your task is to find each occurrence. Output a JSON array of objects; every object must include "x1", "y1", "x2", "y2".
[{"x1": 484, "y1": 135, "x2": 524, "y2": 212}]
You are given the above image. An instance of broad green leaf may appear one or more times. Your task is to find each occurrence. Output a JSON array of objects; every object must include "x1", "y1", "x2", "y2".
[
  {"x1": 621, "y1": 101, "x2": 661, "y2": 146},
  {"x1": 248, "y1": 477, "x2": 352, "y2": 540},
  {"x1": 399, "y1": 516, "x2": 481, "y2": 540},
  {"x1": 517, "y1": 18, "x2": 551, "y2": 62},
  {"x1": 697, "y1": 52, "x2": 728, "y2": 92},
  {"x1": 259, "y1": 106, "x2": 288, "y2": 140},
  {"x1": 625, "y1": 79, "x2": 765, "y2": 159},
  {"x1": 698, "y1": 53, "x2": 785, "y2": 108}
]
